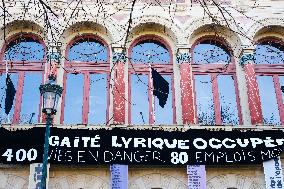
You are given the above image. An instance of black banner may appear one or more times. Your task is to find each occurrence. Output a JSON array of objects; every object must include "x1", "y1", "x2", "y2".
[{"x1": 0, "y1": 127, "x2": 283, "y2": 165}]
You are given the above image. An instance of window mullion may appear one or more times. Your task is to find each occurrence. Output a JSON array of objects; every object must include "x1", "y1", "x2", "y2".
[
  {"x1": 233, "y1": 74, "x2": 243, "y2": 125},
  {"x1": 82, "y1": 72, "x2": 90, "y2": 124},
  {"x1": 211, "y1": 73, "x2": 222, "y2": 125},
  {"x1": 148, "y1": 73, "x2": 154, "y2": 124},
  {"x1": 273, "y1": 74, "x2": 284, "y2": 124},
  {"x1": 13, "y1": 71, "x2": 25, "y2": 124}
]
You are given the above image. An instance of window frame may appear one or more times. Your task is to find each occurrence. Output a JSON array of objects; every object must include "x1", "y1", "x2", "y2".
[
  {"x1": 0, "y1": 33, "x2": 46, "y2": 124},
  {"x1": 60, "y1": 34, "x2": 110, "y2": 125},
  {"x1": 128, "y1": 34, "x2": 176, "y2": 125},
  {"x1": 254, "y1": 37, "x2": 284, "y2": 125},
  {"x1": 191, "y1": 36, "x2": 243, "y2": 125}
]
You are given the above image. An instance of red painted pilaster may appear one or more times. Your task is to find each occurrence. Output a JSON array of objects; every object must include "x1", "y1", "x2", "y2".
[
  {"x1": 244, "y1": 63, "x2": 262, "y2": 124},
  {"x1": 180, "y1": 63, "x2": 195, "y2": 124},
  {"x1": 113, "y1": 62, "x2": 125, "y2": 124}
]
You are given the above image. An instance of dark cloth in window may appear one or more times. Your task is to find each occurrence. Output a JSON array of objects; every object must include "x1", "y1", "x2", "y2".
[
  {"x1": 151, "y1": 68, "x2": 169, "y2": 108},
  {"x1": 5, "y1": 74, "x2": 16, "y2": 115}
]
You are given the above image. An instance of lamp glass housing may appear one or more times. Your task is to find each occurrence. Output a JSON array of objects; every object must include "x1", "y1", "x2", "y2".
[{"x1": 39, "y1": 80, "x2": 63, "y2": 115}]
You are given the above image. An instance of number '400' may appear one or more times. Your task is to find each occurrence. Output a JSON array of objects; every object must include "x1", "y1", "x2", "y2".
[{"x1": 2, "y1": 149, "x2": 37, "y2": 162}]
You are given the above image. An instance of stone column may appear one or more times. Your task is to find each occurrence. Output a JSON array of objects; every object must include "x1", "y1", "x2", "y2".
[
  {"x1": 112, "y1": 48, "x2": 127, "y2": 125},
  {"x1": 177, "y1": 48, "x2": 196, "y2": 124},
  {"x1": 240, "y1": 49, "x2": 262, "y2": 125},
  {"x1": 235, "y1": 47, "x2": 252, "y2": 125}
]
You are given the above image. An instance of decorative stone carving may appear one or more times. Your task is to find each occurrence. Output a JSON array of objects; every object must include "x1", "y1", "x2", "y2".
[
  {"x1": 113, "y1": 52, "x2": 127, "y2": 63},
  {"x1": 129, "y1": 173, "x2": 187, "y2": 189},
  {"x1": 177, "y1": 53, "x2": 191, "y2": 64},
  {"x1": 239, "y1": 53, "x2": 255, "y2": 66},
  {"x1": 0, "y1": 173, "x2": 28, "y2": 189},
  {"x1": 49, "y1": 174, "x2": 110, "y2": 189},
  {"x1": 206, "y1": 174, "x2": 265, "y2": 189}
]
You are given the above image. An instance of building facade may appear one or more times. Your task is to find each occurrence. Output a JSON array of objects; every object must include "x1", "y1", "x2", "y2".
[{"x1": 0, "y1": 0, "x2": 284, "y2": 188}]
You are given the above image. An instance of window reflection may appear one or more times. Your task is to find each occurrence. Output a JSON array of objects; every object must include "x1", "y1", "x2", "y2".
[
  {"x1": 64, "y1": 74, "x2": 84, "y2": 124},
  {"x1": 68, "y1": 38, "x2": 107, "y2": 63},
  {"x1": 4, "y1": 37, "x2": 44, "y2": 61},
  {"x1": 1, "y1": 35, "x2": 45, "y2": 124},
  {"x1": 131, "y1": 74, "x2": 149, "y2": 124},
  {"x1": 131, "y1": 40, "x2": 170, "y2": 64},
  {"x1": 64, "y1": 36, "x2": 109, "y2": 125},
  {"x1": 217, "y1": 75, "x2": 239, "y2": 125},
  {"x1": 193, "y1": 40, "x2": 230, "y2": 64},
  {"x1": 89, "y1": 74, "x2": 107, "y2": 124},
  {"x1": 194, "y1": 75, "x2": 215, "y2": 125},
  {"x1": 257, "y1": 76, "x2": 280, "y2": 125},
  {"x1": 130, "y1": 37, "x2": 173, "y2": 124},
  {"x1": 155, "y1": 75, "x2": 173, "y2": 124},
  {"x1": 20, "y1": 73, "x2": 42, "y2": 124},
  {"x1": 255, "y1": 41, "x2": 284, "y2": 64},
  {"x1": 0, "y1": 73, "x2": 18, "y2": 124}
]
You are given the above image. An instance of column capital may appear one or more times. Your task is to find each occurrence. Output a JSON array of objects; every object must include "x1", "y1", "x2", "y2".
[
  {"x1": 113, "y1": 52, "x2": 127, "y2": 63},
  {"x1": 177, "y1": 52, "x2": 191, "y2": 64},
  {"x1": 239, "y1": 53, "x2": 255, "y2": 66}
]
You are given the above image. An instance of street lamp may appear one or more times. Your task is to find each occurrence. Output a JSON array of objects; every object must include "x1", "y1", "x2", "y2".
[{"x1": 39, "y1": 75, "x2": 63, "y2": 189}]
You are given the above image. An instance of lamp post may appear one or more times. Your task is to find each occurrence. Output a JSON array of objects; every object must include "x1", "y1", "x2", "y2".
[{"x1": 39, "y1": 75, "x2": 63, "y2": 189}]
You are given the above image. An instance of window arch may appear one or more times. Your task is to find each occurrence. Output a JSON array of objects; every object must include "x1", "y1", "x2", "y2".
[
  {"x1": 191, "y1": 36, "x2": 242, "y2": 125},
  {"x1": 128, "y1": 35, "x2": 175, "y2": 125},
  {"x1": 61, "y1": 35, "x2": 110, "y2": 125},
  {"x1": 0, "y1": 33, "x2": 45, "y2": 124},
  {"x1": 254, "y1": 37, "x2": 284, "y2": 125}
]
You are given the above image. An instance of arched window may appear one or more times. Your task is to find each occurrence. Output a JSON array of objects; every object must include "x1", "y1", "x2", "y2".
[
  {"x1": 255, "y1": 38, "x2": 284, "y2": 125},
  {"x1": 62, "y1": 35, "x2": 109, "y2": 125},
  {"x1": 192, "y1": 37, "x2": 241, "y2": 125},
  {"x1": 0, "y1": 34, "x2": 45, "y2": 124},
  {"x1": 129, "y1": 35, "x2": 175, "y2": 125}
]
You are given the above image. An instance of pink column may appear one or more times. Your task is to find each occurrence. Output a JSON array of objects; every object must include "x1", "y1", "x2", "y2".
[
  {"x1": 179, "y1": 53, "x2": 195, "y2": 124},
  {"x1": 241, "y1": 54, "x2": 262, "y2": 124},
  {"x1": 113, "y1": 60, "x2": 125, "y2": 124}
]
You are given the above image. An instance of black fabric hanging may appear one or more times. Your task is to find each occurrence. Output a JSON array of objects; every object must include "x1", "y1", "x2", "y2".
[
  {"x1": 5, "y1": 74, "x2": 16, "y2": 115},
  {"x1": 151, "y1": 68, "x2": 169, "y2": 108}
]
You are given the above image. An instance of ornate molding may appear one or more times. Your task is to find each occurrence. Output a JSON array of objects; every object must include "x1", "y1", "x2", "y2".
[
  {"x1": 113, "y1": 52, "x2": 127, "y2": 63},
  {"x1": 239, "y1": 53, "x2": 255, "y2": 66},
  {"x1": 129, "y1": 173, "x2": 187, "y2": 189},
  {"x1": 177, "y1": 53, "x2": 191, "y2": 64},
  {"x1": 207, "y1": 174, "x2": 264, "y2": 189}
]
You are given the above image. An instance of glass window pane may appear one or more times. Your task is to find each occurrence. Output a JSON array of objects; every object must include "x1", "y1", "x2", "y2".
[
  {"x1": 194, "y1": 75, "x2": 215, "y2": 125},
  {"x1": 155, "y1": 75, "x2": 173, "y2": 124},
  {"x1": 64, "y1": 74, "x2": 84, "y2": 124},
  {"x1": 89, "y1": 74, "x2": 107, "y2": 124},
  {"x1": 255, "y1": 42, "x2": 284, "y2": 64},
  {"x1": 68, "y1": 38, "x2": 107, "y2": 62},
  {"x1": 217, "y1": 75, "x2": 239, "y2": 125},
  {"x1": 131, "y1": 74, "x2": 149, "y2": 124},
  {"x1": 20, "y1": 73, "x2": 41, "y2": 124},
  {"x1": 4, "y1": 38, "x2": 44, "y2": 61},
  {"x1": 193, "y1": 41, "x2": 230, "y2": 64},
  {"x1": 131, "y1": 40, "x2": 170, "y2": 64},
  {"x1": 257, "y1": 76, "x2": 280, "y2": 125},
  {"x1": 0, "y1": 73, "x2": 18, "y2": 124}
]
